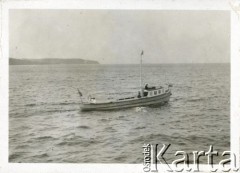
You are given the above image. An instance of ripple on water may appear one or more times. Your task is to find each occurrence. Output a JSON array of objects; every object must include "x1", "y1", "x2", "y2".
[
  {"x1": 34, "y1": 136, "x2": 57, "y2": 141},
  {"x1": 134, "y1": 126, "x2": 146, "y2": 130},
  {"x1": 9, "y1": 64, "x2": 230, "y2": 163},
  {"x1": 35, "y1": 153, "x2": 49, "y2": 159},
  {"x1": 57, "y1": 137, "x2": 99, "y2": 148},
  {"x1": 76, "y1": 125, "x2": 91, "y2": 129}
]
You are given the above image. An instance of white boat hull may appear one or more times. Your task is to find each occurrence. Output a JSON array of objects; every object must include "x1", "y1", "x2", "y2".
[{"x1": 80, "y1": 91, "x2": 172, "y2": 111}]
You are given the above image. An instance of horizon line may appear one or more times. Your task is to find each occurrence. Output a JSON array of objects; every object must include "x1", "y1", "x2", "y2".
[{"x1": 9, "y1": 57, "x2": 230, "y2": 64}]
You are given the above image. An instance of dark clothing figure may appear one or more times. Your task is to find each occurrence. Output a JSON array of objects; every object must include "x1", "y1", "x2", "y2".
[
  {"x1": 145, "y1": 84, "x2": 149, "y2": 89},
  {"x1": 144, "y1": 91, "x2": 148, "y2": 97},
  {"x1": 138, "y1": 91, "x2": 141, "y2": 98}
]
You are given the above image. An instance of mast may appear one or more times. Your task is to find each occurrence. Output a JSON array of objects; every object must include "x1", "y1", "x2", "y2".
[{"x1": 140, "y1": 50, "x2": 144, "y2": 95}]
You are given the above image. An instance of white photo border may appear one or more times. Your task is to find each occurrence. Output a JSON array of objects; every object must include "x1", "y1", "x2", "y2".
[{"x1": 0, "y1": 0, "x2": 239, "y2": 173}]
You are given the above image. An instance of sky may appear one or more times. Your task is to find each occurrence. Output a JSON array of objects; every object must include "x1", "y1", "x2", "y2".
[{"x1": 9, "y1": 10, "x2": 230, "y2": 64}]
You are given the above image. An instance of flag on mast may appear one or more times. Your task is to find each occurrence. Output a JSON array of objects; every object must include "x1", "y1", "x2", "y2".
[
  {"x1": 77, "y1": 88, "x2": 82, "y2": 97},
  {"x1": 77, "y1": 88, "x2": 83, "y2": 103},
  {"x1": 141, "y1": 50, "x2": 144, "y2": 55}
]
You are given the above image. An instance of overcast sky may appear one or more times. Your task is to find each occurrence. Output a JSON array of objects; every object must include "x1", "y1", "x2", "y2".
[{"x1": 9, "y1": 10, "x2": 230, "y2": 64}]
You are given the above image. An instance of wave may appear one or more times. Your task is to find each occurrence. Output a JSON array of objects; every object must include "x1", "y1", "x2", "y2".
[
  {"x1": 45, "y1": 109, "x2": 78, "y2": 113},
  {"x1": 25, "y1": 103, "x2": 37, "y2": 107},
  {"x1": 9, "y1": 152, "x2": 28, "y2": 161},
  {"x1": 114, "y1": 155, "x2": 127, "y2": 162},
  {"x1": 172, "y1": 97, "x2": 183, "y2": 101},
  {"x1": 35, "y1": 153, "x2": 49, "y2": 158},
  {"x1": 182, "y1": 135, "x2": 214, "y2": 144},
  {"x1": 187, "y1": 98, "x2": 205, "y2": 102},
  {"x1": 25, "y1": 102, "x2": 80, "y2": 107},
  {"x1": 99, "y1": 118, "x2": 110, "y2": 122},
  {"x1": 34, "y1": 136, "x2": 56, "y2": 141},
  {"x1": 104, "y1": 126, "x2": 116, "y2": 132},
  {"x1": 117, "y1": 115, "x2": 125, "y2": 119},
  {"x1": 206, "y1": 108, "x2": 219, "y2": 111},
  {"x1": 129, "y1": 133, "x2": 216, "y2": 148},
  {"x1": 130, "y1": 133, "x2": 174, "y2": 144},
  {"x1": 76, "y1": 125, "x2": 91, "y2": 129},
  {"x1": 16, "y1": 144, "x2": 30, "y2": 149},
  {"x1": 57, "y1": 138, "x2": 98, "y2": 147},
  {"x1": 134, "y1": 126, "x2": 146, "y2": 130},
  {"x1": 9, "y1": 153, "x2": 21, "y2": 161}
]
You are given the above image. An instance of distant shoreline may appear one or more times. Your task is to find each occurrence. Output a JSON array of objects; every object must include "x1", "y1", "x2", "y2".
[
  {"x1": 9, "y1": 58, "x2": 99, "y2": 65},
  {"x1": 9, "y1": 58, "x2": 230, "y2": 65}
]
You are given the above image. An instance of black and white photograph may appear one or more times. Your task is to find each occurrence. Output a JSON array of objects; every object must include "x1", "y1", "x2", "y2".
[
  {"x1": 9, "y1": 9, "x2": 230, "y2": 163},
  {"x1": 0, "y1": 0, "x2": 240, "y2": 173}
]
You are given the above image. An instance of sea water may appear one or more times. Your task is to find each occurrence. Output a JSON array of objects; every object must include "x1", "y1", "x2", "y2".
[{"x1": 9, "y1": 64, "x2": 230, "y2": 163}]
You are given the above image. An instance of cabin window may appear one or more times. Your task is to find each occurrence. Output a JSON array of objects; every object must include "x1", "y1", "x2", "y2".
[
  {"x1": 144, "y1": 91, "x2": 148, "y2": 97},
  {"x1": 154, "y1": 91, "x2": 157, "y2": 95},
  {"x1": 149, "y1": 92, "x2": 152, "y2": 96},
  {"x1": 158, "y1": 90, "x2": 161, "y2": 94}
]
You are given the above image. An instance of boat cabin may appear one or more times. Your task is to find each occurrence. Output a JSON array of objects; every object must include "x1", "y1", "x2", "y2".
[
  {"x1": 142, "y1": 86, "x2": 167, "y2": 97},
  {"x1": 87, "y1": 85, "x2": 170, "y2": 103}
]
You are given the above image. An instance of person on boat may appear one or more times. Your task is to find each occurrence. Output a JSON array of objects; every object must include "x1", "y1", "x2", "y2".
[
  {"x1": 145, "y1": 83, "x2": 156, "y2": 90},
  {"x1": 138, "y1": 91, "x2": 141, "y2": 98},
  {"x1": 145, "y1": 83, "x2": 149, "y2": 89}
]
